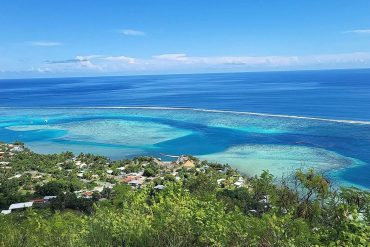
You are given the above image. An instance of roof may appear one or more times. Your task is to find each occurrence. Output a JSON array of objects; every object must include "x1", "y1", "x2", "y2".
[
  {"x1": 154, "y1": 185, "x2": 165, "y2": 190},
  {"x1": 122, "y1": 176, "x2": 135, "y2": 183},
  {"x1": 217, "y1": 178, "x2": 226, "y2": 185},
  {"x1": 9, "y1": 202, "x2": 33, "y2": 210},
  {"x1": 11, "y1": 146, "x2": 23, "y2": 152},
  {"x1": 93, "y1": 186, "x2": 104, "y2": 192},
  {"x1": 8, "y1": 174, "x2": 22, "y2": 180},
  {"x1": 234, "y1": 181, "x2": 243, "y2": 187},
  {"x1": 32, "y1": 198, "x2": 46, "y2": 203},
  {"x1": 83, "y1": 191, "x2": 93, "y2": 196},
  {"x1": 1, "y1": 210, "x2": 11, "y2": 215},
  {"x1": 128, "y1": 179, "x2": 143, "y2": 185},
  {"x1": 44, "y1": 196, "x2": 57, "y2": 200},
  {"x1": 128, "y1": 172, "x2": 139, "y2": 176}
]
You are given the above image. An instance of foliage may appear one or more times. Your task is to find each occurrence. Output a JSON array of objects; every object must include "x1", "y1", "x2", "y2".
[{"x1": 1, "y1": 145, "x2": 370, "y2": 246}]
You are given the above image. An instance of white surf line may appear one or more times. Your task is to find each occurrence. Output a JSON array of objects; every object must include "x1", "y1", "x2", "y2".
[{"x1": 1, "y1": 106, "x2": 370, "y2": 125}]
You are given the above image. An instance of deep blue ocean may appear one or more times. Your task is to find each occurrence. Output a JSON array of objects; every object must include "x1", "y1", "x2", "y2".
[{"x1": 1, "y1": 69, "x2": 370, "y2": 188}]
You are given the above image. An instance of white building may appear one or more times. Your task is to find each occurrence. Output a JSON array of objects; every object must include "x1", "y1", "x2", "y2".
[
  {"x1": 44, "y1": 196, "x2": 57, "y2": 201},
  {"x1": 9, "y1": 201, "x2": 33, "y2": 210},
  {"x1": 1, "y1": 210, "x2": 11, "y2": 215},
  {"x1": 154, "y1": 185, "x2": 165, "y2": 190}
]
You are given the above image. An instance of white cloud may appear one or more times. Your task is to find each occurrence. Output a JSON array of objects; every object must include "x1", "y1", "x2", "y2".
[
  {"x1": 344, "y1": 29, "x2": 370, "y2": 34},
  {"x1": 28, "y1": 67, "x2": 52, "y2": 73},
  {"x1": 75, "y1": 55, "x2": 104, "y2": 61},
  {"x1": 101, "y1": 56, "x2": 136, "y2": 64},
  {"x1": 27, "y1": 41, "x2": 62, "y2": 47},
  {"x1": 153, "y1": 54, "x2": 188, "y2": 61},
  {"x1": 119, "y1": 29, "x2": 146, "y2": 36},
  {"x1": 152, "y1": 52, "x2": 370, "y2": 67},
  {"x1": 44, "y1": 55, "x2": 137, "y2": 73},
  {"x1": 35, "y1": 52, "x2": 370, "y2": 75}
]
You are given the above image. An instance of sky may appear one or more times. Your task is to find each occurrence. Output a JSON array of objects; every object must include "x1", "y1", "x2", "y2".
[{"x1": 0, "y1": 0, "x2": 370, "y2": 78}]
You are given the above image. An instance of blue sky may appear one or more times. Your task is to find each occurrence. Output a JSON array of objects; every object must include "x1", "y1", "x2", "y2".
[{"x1": 1, "y1": 0, "x2": 370, "y2": 78}]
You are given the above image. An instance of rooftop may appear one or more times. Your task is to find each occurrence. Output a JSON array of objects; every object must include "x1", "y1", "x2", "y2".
[{"x1": 9, "y1": 201, "x2": 33, "y2": 210}]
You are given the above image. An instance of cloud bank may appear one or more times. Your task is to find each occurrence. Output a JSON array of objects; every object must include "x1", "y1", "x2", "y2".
[{"x1": 4, "y1": 52, "x2": 370, "y2": 76}]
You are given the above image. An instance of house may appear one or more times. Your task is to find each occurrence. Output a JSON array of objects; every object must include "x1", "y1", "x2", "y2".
[
  {"x1": 74, "y1": 190, "x2": 83, "y2": 198},
  {"x1": 217, "y1": 178, "x2": 226, "y2": 186},
  {"x1": 11, "y1": 146, "x2": 24, "y2": 152},
  {"x1": 44, "y1": 196, "x2": 57, "y2": 201},
  {"x1": 233, "y1": 177, "x2": 245, "y2": 187},
  {"x1": 9, "y1": 202, "x2": 33, "y2": 211},
  {"x1": 0, "y1": 151, "x2": 5, "y2": 158},
  {"x1": 122, "y1": 175, "x2": 136, "y2": 183},
  {"x1": 154, "y1": 185, "x2": 165, "y2": 190},
  {"x1": 75, "y1": 161, "x2": 87, "y2": 168},
  {"x1": 1, "y1": 210, "x2": 11, "y2": 215},
  {"x1": 93, "y1": 186, "x2": 104, "y2": 192},
  {"x1": 8, "y1": 174, "x2": 21, "y2": 180},
  {"x1": 127, "y1": 172, "x2": 139, "y2": 176},
  {"x1": 218, "y1": 169, "x2": 227, "y2": 174},
  {"x1": 0, "y1": 161, "x2": 10, "y2": 166},
  {"x1": 106, "y1": 169, "x2": 113, "y2": 174},
  {"x1": 82, "y1": 191, "x2": 93, "y2": 198},
  {"x1": 32, "y1": 198, "x2": 46, "y2": 204},
  {"x1": 128, "y1": 179, "x2": 144, "y2": 188},
  {"x1": 234, "y1": 181, "x2": 243, "y2": 187}
]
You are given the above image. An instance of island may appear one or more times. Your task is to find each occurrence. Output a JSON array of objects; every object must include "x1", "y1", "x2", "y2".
[{"x1": 0, "y1": 141, "x2": 369, "y2": 246}]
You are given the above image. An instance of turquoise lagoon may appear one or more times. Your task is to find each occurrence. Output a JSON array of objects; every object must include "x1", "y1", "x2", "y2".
[{"x1": 1, "y1": 107, "x2": 369, "y2": 189}]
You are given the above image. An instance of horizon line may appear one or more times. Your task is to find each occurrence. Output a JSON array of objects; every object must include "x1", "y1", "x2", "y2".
[{"x1": 1, "y1": 67, "x2": 370, "y2": 81}]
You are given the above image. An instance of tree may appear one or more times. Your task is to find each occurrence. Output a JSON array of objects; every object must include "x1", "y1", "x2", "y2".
[
  {"x1": 35, "y1": 181, "x2": 67, "y2": 196},
  {"x1": 294, "y1": 169, "x2": 330, "y2": 221},
  {"x1": 143, "y1": 167, "x2": 155, "y2": 177}
]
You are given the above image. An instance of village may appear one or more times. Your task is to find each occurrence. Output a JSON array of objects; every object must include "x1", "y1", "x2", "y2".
[
  {"x1": 1, "y1": 143, "x2": 369, "y2": 246},
  {"x1": 0, "y1": 142, "x2": 250, "y2": 214}
]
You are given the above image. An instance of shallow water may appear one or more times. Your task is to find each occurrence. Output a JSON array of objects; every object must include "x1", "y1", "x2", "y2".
[{"x1": 0, "y1": 107, "x2": 369, "y2": 189}]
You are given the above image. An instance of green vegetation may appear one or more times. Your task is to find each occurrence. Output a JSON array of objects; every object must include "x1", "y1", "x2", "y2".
[{"x1": 0, "y1": 142, "x2": 369, "y2": 246}]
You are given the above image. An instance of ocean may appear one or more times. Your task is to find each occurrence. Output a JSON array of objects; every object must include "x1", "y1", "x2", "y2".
[{"x1": 1, "y1": 69, "x2": 370, "y2": 188}]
